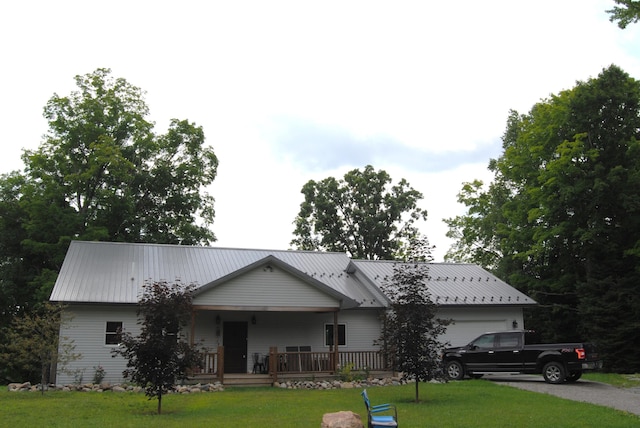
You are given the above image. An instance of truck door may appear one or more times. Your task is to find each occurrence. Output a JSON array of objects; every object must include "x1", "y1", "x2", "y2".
[
  {"x1": 493, "y1": 332, "x2": 524, "y2": 371},
  {"x1": 464, "y1": 333, "x2": 497, "y2": 372}
]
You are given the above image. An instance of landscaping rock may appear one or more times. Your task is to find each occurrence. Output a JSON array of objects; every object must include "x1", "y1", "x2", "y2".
[
  {"x1": 321, "y1": 411, "x2": 363, "y2": 428},
  {"x1": 6, "y1": 377, "x2": 406, "y2": 393}
]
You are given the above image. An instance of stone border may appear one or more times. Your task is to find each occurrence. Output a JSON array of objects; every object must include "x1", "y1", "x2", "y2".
[
  {"x1": 7, "y1": 381, "x2": 224, "y2": 393},
  {"x1": 7, "y1": 376, "x2": 443, "y2": 393}
]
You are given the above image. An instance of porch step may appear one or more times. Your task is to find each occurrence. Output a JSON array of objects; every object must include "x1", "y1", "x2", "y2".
[
  {"x1": 223, "y1": 374, "x2": 273, "y2": 387},
  {"x1": 190, "y1": 373, "x2": 273, "y2": 387}
]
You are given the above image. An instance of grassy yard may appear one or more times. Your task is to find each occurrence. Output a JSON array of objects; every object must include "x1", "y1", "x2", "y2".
[{"x1": 1, "y1": 379, "x2": 639, "y2": 427}]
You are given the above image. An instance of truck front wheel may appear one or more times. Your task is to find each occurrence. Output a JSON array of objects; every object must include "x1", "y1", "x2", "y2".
[
  {"x1": 445, "y1": 360, "x2": 465, "y2": 381},
  {"x1": 542, "y1": 361, "x2": 566, "y2": 384}
]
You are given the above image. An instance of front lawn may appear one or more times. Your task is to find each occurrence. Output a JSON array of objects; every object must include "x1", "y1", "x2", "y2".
[{"x1": 1, "y1": 380, "x2": 638, "y2": 427}]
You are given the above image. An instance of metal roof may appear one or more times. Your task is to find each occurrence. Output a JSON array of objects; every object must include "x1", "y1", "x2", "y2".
[
  {"x1": 349, "y1": 260, "x2": 537, "y2": 306},
  {"x1": 50, "y1": 241, "x2": 536, "y2": 308},
  {"x1": 50, "y1": 241, "x2": 383, "y2": 307}
]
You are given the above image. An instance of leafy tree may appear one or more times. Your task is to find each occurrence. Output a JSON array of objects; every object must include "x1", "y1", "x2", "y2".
[
  {"x1": 607, "y1": 0, "x2": 640, "y2": 28},
  {"x1": 0, "y1": 68, "x2": 218, "y2": 377},
  {"x1": 112, "y1": 280, "x2": 202, "y2": 415},
  {"x1": 378, "y1": 237, "x2": 451, "y2": 402},
  {"x1": 0, "y1": 302, "x2": 79, "y2": 391},
  {"x1": 291, "y1": 165, "x2": 427, "y2": 260},
  {"x1": 445, "y1": 65, "x2": 640, "y2": 371}
]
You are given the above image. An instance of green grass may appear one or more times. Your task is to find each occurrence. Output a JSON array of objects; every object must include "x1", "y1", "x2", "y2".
[
  {"x1": 583, "y1": 372, "x2": 640, "y2": 388},
  {"x1": 1, "y1": 381, "x2": 638, "y2": 427}
]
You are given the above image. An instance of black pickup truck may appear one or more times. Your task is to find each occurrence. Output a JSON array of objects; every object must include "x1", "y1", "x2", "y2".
[{"x1": 443, "y1": 330, "x2": 602, "y2": 384}]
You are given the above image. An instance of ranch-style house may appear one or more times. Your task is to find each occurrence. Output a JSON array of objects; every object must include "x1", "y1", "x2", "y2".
[{"x1": 49, "y1": 241, "x2": 536, "y2": 385}]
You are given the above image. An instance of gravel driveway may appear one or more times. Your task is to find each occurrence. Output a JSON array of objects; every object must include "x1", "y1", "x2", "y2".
[{"x1": 484, "y1": 373, "x2": 640, "y2": 415}]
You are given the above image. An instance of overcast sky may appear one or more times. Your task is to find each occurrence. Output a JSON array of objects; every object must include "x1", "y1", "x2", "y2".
[{"x1": 2, "y1": 1, "x2": 640, "y2": 260}]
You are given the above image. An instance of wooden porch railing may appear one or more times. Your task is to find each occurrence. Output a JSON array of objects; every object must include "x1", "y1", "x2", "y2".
[
  {"x1": 267, "y1": 347, "x2": 389, "y2": 382},
  {"x1": 193, "y1": 347, "x2": 389, "y2": 384},
  {"x1": 193, "y1": 345, "x2": 224, "y2": 383}
]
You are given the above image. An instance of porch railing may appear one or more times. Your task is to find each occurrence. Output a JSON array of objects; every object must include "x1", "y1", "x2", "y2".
[
  {"x1": 192, "y1": 347, "x2": 389, "y2": 384},
  {"x1": 193, "y1": 345, "x2": 224, "y2": 383},
  {"x1": 267, "y1": 348, "x2": 390, "y2": 381}
]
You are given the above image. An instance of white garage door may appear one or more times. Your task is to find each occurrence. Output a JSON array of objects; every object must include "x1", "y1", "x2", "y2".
[{"x1": 442, "y1": 320, "x2": 509, "y2": 347}]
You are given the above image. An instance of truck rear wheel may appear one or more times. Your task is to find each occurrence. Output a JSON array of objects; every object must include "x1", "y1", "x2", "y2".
[
  {"x1": 566, "y1": 371, "x2": 582, "y2": 382},
  {"x1": 542, "y1": 361, "x2": 566, "y2": 384},
  {"x1": 445, "y1": 360, "x2": 465, "y2": 381}
]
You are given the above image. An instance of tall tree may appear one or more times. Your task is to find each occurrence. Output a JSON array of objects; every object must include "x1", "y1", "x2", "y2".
[
  {"x1": 378, "y1": 237, "x2": 450, "y2": 402},
  {"x1": 112, "y1": 280, "x2": 202, "y2": 415},
  {"x1": 607, "y1": 0, "x2": 640, "y2": 28},
  {"x1": 445, "y1": 65, "x2": 640, "y2": 371},
  {"x1": 0, "y1": 68, "x2": 218, "y2": 381},
  {"x1": 291, "y1": 165, "x2": 427, "y2": 260}
]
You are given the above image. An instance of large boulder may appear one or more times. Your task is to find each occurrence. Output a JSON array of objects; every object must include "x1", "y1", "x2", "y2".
[{"x1": 321, "y1": 411, "x2": 363, "y2": 428}]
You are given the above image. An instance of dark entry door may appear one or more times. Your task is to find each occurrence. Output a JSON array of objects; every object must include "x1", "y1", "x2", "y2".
[{"x1": 223, "y1": 321, "x2": 248, "y2": 373}]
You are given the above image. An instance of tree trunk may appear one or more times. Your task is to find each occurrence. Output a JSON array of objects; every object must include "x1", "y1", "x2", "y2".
[
  {"x1": 158, "y1": 390, "x2": 162, "y2": 414},
  {"x1": 415, "y1": 380, "x2": 420, "y2": 402}
]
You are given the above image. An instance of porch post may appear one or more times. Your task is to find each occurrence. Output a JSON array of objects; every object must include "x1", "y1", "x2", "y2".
[
  {"x1": 217, "y1": 345, "x2": 224, "y2": 384},
  {"x1": 269, "y1": 346, "x2": 278, "y2": 383},
  {"x1": 333, "y1": 310, "x2": 339, "y2": 373}
]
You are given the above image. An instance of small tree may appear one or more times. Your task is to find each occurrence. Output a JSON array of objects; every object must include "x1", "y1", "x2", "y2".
[
  {"x1": 378, "y1": 237, "x2": 451, "y2": 402},
  {"x1": 112, "y1": 280, "x2": 202, "y2": 414},
  {"x1": 0, "y1": 302, "x2": 79, "y2": 394}
]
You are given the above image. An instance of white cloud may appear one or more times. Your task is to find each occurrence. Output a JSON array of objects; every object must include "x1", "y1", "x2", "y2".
[{"x1": 1, "y1": 0, "x2": 640, "y2": 261}]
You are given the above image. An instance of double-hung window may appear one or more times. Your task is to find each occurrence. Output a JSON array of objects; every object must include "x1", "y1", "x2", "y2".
[
  {"x1": 105, "y1": 321, "x2": 122, "y2": 345},
  {"x1": 324, "y1": 323, "x2": 346, "y2": 346}
]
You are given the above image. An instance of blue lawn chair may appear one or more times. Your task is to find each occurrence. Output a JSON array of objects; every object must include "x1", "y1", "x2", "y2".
[{"x1": 361, "y1": 389, "x2": 398, "y2": 427}]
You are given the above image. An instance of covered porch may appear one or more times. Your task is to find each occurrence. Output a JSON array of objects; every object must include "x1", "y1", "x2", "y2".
[{"x1": 188, "y1": 306, "x2": 390, "y2": 385}]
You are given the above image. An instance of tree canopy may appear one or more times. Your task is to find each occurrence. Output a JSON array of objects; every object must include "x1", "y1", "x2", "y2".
[
  {"x1": 0, "y1": 69, "x2": 218, "y2": 381},
  {"x1": 445, "y1": 65, "x2": 640, "y2": 371},
  {"x1": 291, "y1": 165, "x2": 427, "y2": 260},
  {"x1": 607, "y1": 0, "x2": 640, "y2": 28}
]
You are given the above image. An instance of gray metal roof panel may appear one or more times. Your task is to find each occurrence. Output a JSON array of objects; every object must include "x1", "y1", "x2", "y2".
[{"x1": 350, "y1": 260, "x2": 536, "y2": 306}]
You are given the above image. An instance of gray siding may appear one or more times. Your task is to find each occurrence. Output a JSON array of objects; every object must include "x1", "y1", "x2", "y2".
[
  {"x1": 193, "y1": 265, "x2": 339, "y2": 308},
  {"x1": 56, "y1": 304, "x2": 139, "y2": 385}
]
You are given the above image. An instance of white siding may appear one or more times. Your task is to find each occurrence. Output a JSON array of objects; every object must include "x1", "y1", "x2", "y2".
[
  {"x1": 56, "y1": 304, "x2": 139, "y2": 385},
  {"x1": 194, "y1": 265, "x2": 339, "y2": 308}
]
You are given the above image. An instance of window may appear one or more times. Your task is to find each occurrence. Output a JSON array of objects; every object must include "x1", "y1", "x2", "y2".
[
  {"x1": 324, "y1": 324, "x2": 346, "y2": 346},
  {"x1": 497, "y1": 332, "x2": 521, "y2": 348},
  {"x1": 471, "y1": 334, "x2": 495, "y2": 349},
  {"x1": 105, "y1": 321, "x2": 122, "y2": 345}
]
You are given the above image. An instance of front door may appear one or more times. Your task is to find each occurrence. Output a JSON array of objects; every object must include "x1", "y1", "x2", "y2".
[
  {"x1": 223, "y1": 321, "x2": 248, "y2": 373},
  {"x1": 464, "y1": 333, "x2": 497, "y2": 372}
]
